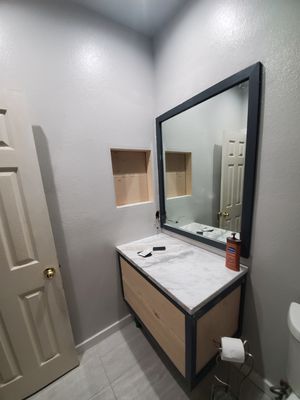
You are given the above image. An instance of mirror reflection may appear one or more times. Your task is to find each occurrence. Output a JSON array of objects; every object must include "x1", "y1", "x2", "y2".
[{"x1": 162, "y1": 81, "x2": 249, "y2": 243}]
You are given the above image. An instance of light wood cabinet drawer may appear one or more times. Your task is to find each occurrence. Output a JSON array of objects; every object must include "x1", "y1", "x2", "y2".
[
  {"x1": 120, "y1": 257, "x2": 186, "y2": 376},
  {"x1": 196, "y1": 286, "x2": 241, "y2": 372}
]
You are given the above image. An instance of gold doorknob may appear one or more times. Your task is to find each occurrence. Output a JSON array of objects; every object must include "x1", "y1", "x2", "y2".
[
  {"x1": 217, "y1": 210, "x2": 230, "y2": 219},
  {"x1": 44, "y1": 267, "x2": 56, "y2": 279}
]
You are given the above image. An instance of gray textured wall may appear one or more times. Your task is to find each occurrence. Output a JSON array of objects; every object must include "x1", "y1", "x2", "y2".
[
  {"x1": 154, "y1": 0, "x2": 300, "y2": 385},
  {"x1": 1, "y1": 0, "x2": 300, "y2": 386},
  {"x1": 0, "y1": 0, "x2": 156, "y2": 344}
]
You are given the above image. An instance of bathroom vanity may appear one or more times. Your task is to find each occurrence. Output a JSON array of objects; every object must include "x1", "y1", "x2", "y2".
[
  {"x1": 117, "y1": 233, "x2": 247, "y2": 389},
  {"x1": 114, "y1": 65, "x2": 261, "y2": 389}
]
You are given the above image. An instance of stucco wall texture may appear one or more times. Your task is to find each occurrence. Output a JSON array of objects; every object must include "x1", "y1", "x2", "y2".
[
  {"x1": 154, "y1": 0, "x2": 300, "y2": 385},
  {"x1": 0, "y1": 0, "x2": 300, "y2": 386}
]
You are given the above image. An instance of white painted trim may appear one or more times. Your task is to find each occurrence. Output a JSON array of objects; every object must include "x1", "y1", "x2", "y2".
[
  {"x1": 248, "y1": 369, "x2": 274, "y2": 398},
  {"x1": 232, "y1": 364, "x2": 274, "y2": 398},
  {"x1": 75, "y1": 314, "x2": 133, "y2": 354}
]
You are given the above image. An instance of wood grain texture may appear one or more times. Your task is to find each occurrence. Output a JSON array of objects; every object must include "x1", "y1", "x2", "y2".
[
  {"x1": 196, "y1": 286, "x2": 241, "y2": 373},
  {"x1": 111, "y1": 149, "x2": 152, "y2": 206},
  {"x1": 120, "y1": 258, "x2": 186, "y2": 376},
  {"x1": 165, "y1": 152, "x2": 192, "y2": 198}
]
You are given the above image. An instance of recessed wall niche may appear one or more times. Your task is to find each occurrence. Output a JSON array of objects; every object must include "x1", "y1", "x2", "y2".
[
  {"x1": 165, "y1": 151, "x2": 192, "y2": 198},
  {"x1": 111, "y1": 149, "x2": 153, "y2": 207}
]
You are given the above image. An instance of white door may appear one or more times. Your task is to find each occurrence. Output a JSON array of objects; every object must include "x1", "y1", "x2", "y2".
[
  {"x1": 219, "y1": 130, "x2": 246, "y2": 232},
  {"x1": 0, "y1": 91, "x2": 78, "y2": 400}
]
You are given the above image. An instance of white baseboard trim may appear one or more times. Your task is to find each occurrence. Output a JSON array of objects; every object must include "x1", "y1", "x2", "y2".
[
  {"x1": 75, "y1": 314, "x2": 133, "y2": 354},
  {"x1": 232, "y1": 364, "x2": 274, "y2": 398},
  {"x1": 248, "y1": 369, "x2": 274, "y2": 398}
]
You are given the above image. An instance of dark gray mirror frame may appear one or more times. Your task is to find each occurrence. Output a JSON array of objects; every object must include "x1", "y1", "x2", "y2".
[{"x1": 156, "y1": 62, "x2": 262, "y2": 258}]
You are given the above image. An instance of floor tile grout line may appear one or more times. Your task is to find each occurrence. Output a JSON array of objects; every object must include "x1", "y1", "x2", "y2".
[
  {"x1": 27, "y1": 322, "x2": 269, "y2": 400},
  {"x1": 108, "y1": 355, "x2": 139, "y2": 386},
  {"x1": 95, "y1": 323, "x2": 143, "y2": 359},
  {"x1": 100, "y1": 344, "x2": 161, "y2": 388},
  {"x1": 97, "y1": 328, "x2": 152, "y2": 386},
  {"x1": 110, "y1": 383, "x2": 118, "y2": 400},
  {"x1": 93, "y1": 353, "x2": 118, "y2": 400},
  {"x1": 99, "y1": 349, "x2": 138, "y2": 387},
  {"x1": 86, "y1": 385, "x2": 117, "y2": 400},
  {"x1": 98, "y1": 352, "x2": 115, "y2": 385},
  {"x1": 98, "y1": 353, "x2": 113, "y2": 388}
]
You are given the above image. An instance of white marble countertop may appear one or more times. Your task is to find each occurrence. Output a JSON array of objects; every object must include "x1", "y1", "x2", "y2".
[{"x1": 117, "y1": 233, "x2": 247, "y2": 315}]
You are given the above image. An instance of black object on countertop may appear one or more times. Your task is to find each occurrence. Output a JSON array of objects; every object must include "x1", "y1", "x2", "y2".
[{"x1": 153, "y1": 246, "x2": 166, "y2": 251}]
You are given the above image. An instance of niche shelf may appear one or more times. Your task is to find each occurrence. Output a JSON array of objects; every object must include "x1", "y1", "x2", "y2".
[
  {"x1": 111, "y1": 149, "x2": 153, "y2": 207},
  {"x1": 165, "y1": 151, "x2": 192, "y2": 198}
]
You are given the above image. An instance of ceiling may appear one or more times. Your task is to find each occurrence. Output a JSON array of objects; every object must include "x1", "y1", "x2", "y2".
[{"x1": 66, "y1": 0, "x2": 187, "y2": 37}]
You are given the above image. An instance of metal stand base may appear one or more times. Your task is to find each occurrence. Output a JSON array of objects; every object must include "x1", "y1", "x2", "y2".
[
  {"x1": 270, "y1": 380, "x2": 291, "y2": 399},
  {"x1": 210, "y1": 384, "x2": 238, "y2": 399}
]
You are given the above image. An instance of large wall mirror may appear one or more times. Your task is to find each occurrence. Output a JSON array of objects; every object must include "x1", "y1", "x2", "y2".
[{"x1": 156, "y1": 63, "x2": 262, "y2": 257}]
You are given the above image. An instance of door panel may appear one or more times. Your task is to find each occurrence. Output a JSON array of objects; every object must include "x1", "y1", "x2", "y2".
[
  {"x1": 220, "y1": 130, "x2": 246, "y2": 232},
  {"x1": 0, "y1": 110, "x2": 12, "y2": 148},
  {"x1": 0, "y1": 313, "x2": 21, "y2": 385},
  {"x1": 0, "y1": 170, "x2": 36, "y2": 268},
  {"x1": 0, "y1": 91, "x2": 78, "y2": 400},
  {"x1": 20, "y1": 288, "x2": 59, "y2": 364}
]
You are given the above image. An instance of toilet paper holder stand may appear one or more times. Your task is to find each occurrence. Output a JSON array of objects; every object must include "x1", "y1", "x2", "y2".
[{"x1": 211, "y1": 339, "x2": 254, "y2": 398}]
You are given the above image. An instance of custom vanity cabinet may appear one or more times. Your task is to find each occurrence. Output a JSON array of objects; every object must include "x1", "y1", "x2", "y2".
[
  {"x1": 120, "y1": 257, "x2": 186, "y2": 375},
  {"x1": 195, "y1": 286, "x2": 241, "y2": 373},
  {"x1": 117, "y1": 248, "x2": 246, "y2": 389}
]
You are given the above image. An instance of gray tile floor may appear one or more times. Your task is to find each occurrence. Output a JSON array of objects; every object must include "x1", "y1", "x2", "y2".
[{"x1": 29, "y1": 322, "x2": 272, "y2": 400}]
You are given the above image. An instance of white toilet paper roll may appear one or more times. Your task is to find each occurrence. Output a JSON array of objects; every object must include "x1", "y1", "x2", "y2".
[{"x1": 220, "y1": 337, "x2": 245, "y2": 363}]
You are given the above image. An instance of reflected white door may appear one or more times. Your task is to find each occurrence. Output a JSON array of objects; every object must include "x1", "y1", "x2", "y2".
[
  {"x1": 0, "y1": 91, "x2": 78, "y2": 400},
  {"x1": 219, "y1": 130, "x2": 246, "y2": 232}
]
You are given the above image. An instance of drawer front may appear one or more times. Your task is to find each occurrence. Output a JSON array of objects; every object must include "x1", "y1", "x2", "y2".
[
  {"x1": 120, "y1": 257, "x2": 186, "y2": 376},
  {"x1": 196, "y1": 286, "x2": 241, "y2": 373}
]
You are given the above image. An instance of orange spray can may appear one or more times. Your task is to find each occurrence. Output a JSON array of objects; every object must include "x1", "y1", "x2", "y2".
[{"x1": 225, "y1": 233, "x2": 241, "y2": 271}]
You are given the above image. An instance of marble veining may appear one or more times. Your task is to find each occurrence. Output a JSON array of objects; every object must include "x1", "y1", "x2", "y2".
[
  {"x1": 117, "y1": 233, "x2": 247, "y2": 314},
  {"x1": 180, "y1": 222, "x2": 240, "y2": 244}
]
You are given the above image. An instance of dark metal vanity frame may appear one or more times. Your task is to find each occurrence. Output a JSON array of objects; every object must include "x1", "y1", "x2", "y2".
[
  {"x1": 117, "y1": 252, "x2": 247, "y2": 390},
  {"x1": 156, "y1": 62, "x2": 262, "y2": 258}
]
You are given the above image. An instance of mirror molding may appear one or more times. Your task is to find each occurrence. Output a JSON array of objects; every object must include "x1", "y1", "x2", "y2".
[{"x1": 156, "y1": 62, "x2": 262, "y2": 258}]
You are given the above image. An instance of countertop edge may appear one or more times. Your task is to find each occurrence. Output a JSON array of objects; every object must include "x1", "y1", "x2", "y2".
[
  {"x1": 116, "y1": 248, "x2": 248, "y2": 316},
  {"x1": 117, "y1": 248, "x2": 190, "y2": 314}
]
